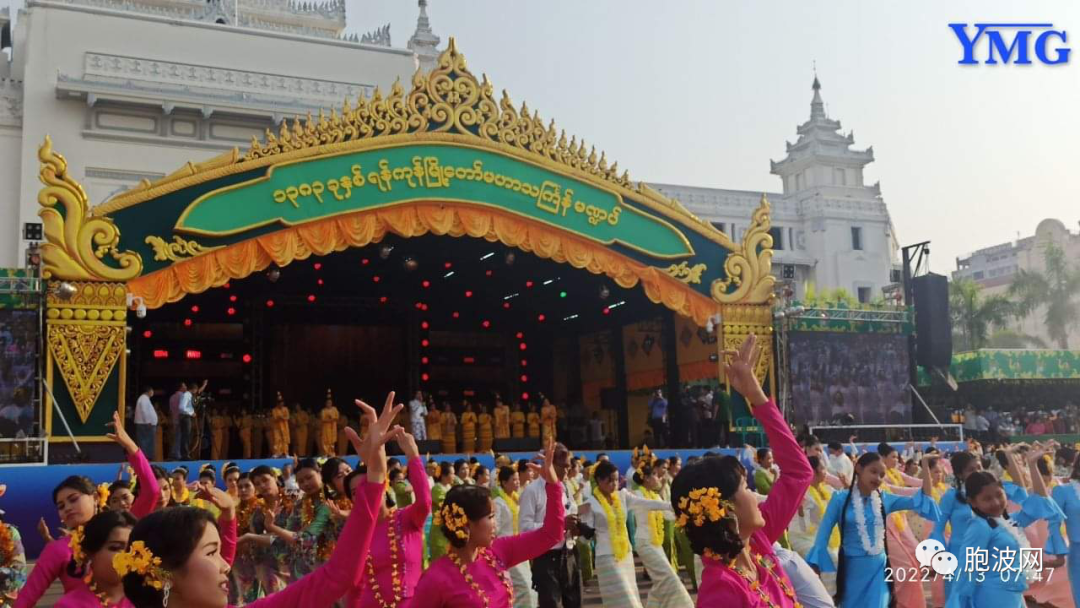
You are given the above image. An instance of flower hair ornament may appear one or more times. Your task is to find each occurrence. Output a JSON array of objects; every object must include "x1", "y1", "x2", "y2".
[
  {"x1": 635, "y1": 446, "x2": 657, "y2": 474},
  {"x1": 676, "y1": 487, "x2": 735, "y2": 528},
  {"x1": 96, "y1": 483, "x2": 110, "y2": 509},
  {"x1": 114, "y1": 540, "x2": 172, "y2": 602},
  {"x1": 441, "y1": 503, "x2": 470, "y2": 540}
]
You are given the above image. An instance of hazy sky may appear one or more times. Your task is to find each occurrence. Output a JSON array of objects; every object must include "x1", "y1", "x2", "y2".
[{"x1": 348, "y1": 0, "x2": 1079, "y2": 274}]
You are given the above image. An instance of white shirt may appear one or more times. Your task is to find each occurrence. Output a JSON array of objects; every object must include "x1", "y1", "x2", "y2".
[
  {"x1": 773, "y1": 544, "x2": 836, "y2": 608},
  {"x1": 827, "y1": 451, "x2": 853, "y2": 483},
  {"x1": 494, "y1": 494, "x2": 518, "y2": 537},
  {"x1": 179, "y1": 391, "x2": 195, "y2": 417},
  {"x1": 628, "y1": 488, "x2": 674, "y2": 547},
  {"x1": 581, "y1": 488, "x2": 669, "y2": 559},
  {"x1": 519, "y1": 477, "x2": 577, "y2": 552},
  {"x1": 409, "y1": 399, "x2": 427, "y2": 421},
  {"x1": 134, "y1": 394, "x2": 158, "y2": 425}
]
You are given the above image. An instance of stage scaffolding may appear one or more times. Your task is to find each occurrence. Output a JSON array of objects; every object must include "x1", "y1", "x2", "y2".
[{"x1": 0, "y1": 262, "x2": 47, "y2": 466}]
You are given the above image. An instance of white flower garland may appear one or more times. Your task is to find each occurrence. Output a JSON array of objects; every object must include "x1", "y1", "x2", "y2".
[
  {"x1": 993, "y1": 515, "x2": 1036, "y2": 583},
  {"x1": 853, "y1": 490, "x2": 885, "y2": 555}
]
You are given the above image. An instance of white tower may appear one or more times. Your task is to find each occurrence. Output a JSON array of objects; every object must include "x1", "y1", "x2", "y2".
[{"x1": 408, "y1": 0, "x2": 441, "y2": 73}]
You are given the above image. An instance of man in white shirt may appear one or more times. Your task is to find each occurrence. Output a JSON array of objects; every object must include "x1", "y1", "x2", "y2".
[
  {"x1": 826, "y1": 441, "x2": 853, "y2": 487},
  {"x1": 518, "y1": 442, "x2": 580, "y2": 608},
  {"x1": 134, "y1": 386, "x2": 158, "y2": 457},
  {"x1": 408, "y1": 391, "x2": 428, "y2": 441}
]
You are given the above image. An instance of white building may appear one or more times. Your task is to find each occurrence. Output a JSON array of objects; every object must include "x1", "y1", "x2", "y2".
[
  {"x1": 953, "y1": 218, "x2": 1080, "y2": 349},
  {"x1": 652, "y1": 77, "x2": 900, "y2": 304},
  {"x1": 0, "y1": 0, "x2": 441, "y2": 269}
]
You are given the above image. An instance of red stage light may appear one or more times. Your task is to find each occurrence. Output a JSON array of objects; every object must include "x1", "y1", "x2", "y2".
[
  {"x1": 153, "y1": 350, "x2": 168, "y2": 359},
  {"x1": 317, "y1": 279, "x2": 324, "y2": 286},
  {"x1": 379, "y1": 296, "x2": 388, "y2": 303},
  {"x1": 421, "y1": 304, "x2": 429, "y2": 311},
  {"x1": 537, "y1": 314, "x2": 546, "y2": 322},
  {"x1": 520, "y1": 359, "x2": 528, "y2": 367},
  {"x1": 515, "y1": 332, "x2": 524, "y2": 339},
  {"x1": 444, "y1": 262, "x2": 452, "y2": 269},
  {"x1": 422, "y1": 280, "x2": 431, "y2": 288},
  {"x1": 463, "y1": 357, "x2": 475, "y2": 364},
  {"x1": 465, "y1": 290, "x2": 473, "y2": 298},
  {"x1": 520, "y1": 374, "x2": 528, "y2": 382},
  {"x1": 421, "y1": 373, "x2": 430, "y2": 382},
  {"x1": 415, "y1": 302, "x2": 423, "y2": 310},
  {"x1": 362, "y1": 258, "x2": 370, "y2": 265},
  {"x1": 603, "y1": 307, "x2": 611, "y2": 315},
  {"x1": 314, "y1": 262, "x2": 322, "y2": 270},
  {"x1": 308, "y1": 294, "x2": 316, "y2": 302},
  {"x1": 421, "y1": 321, "x2": 430, "y2": 330},
  {"x1": 421, "y1": 339, "x2": 430, "y2": 347},
  {"x1": 183, "y1": 319, "x2": 193, "y2": 327},
  {"x1": 266, "y1": 299, "x2": 275, "y2": 308},
  {"x1": 482, "y1": 320, "x2": 491, "y2": 328},
  {"x1": 185, "y1": 350, "x2": 202, "y2": 360},
  {"x1": 519, "y1": 343, "x2": 527, "y2": 351},
  {"x1": 191, "y1": 305, "x2": 199, "y2": 313},
  {"x1": 421, "y1": 357, "x2": 429, "y2": 365},
  {"x1": 452, "y1": 311, "x2": 460, "y2": 319},
  {"x1": 525, "y1": 281, "x2": 534, "y2": 288},
  {"x1": 503, "y1": 302, "x2": 511, "y2": 309},
  {"x1": 227, "y1": 307, "x2": 236, "y2": 316},
  {"x1": 521, "y1": 392, "x2": 529, "y2": 401},
  {"x1": 485, "y1": 270, "x2": 493, "y2": 277},
  {"x1": 224, "y1": 282, "x2": 231, "y2": 289},
  {"x1": 229, "y1": 295, "x2": 237, "y2": 302},
  {"x1": 242, "y1": 354, "x2": 252, "y2": 364},
  {"x1": 143, "y1": 330, "x2": 152, "y2": 339},
  {"x1": 373, "y1": 276, "x2": 381, "y2": 283}
]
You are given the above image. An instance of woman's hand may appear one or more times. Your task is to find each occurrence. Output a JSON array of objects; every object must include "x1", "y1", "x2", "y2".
[
  {"x1": 722, "y1": 334, "x2": 768, "y2": 407},
  {"x1": 197, "y1": 481, "x2": 237, "y2": 521},
  {"x1": 327, "y1": 500, "x2": 350, "y2": 521},
  {"x1": 346, "y1": 392, "x2": 404, "y2": 485},
  {"x1": 37, "y1": 517, "x2": 54, "y2": 543},
  {"x1": 397, "y1": 432, "x2": 420, "y2": 461},
  {"x1": 106, "y1": 411, "x2": 138, "y2": 455},
  {"x1": 528, "y1": 437, "x2": 559, "y2": 485}
]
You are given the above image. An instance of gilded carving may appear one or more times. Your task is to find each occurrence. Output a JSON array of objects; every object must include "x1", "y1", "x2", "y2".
[
  {"x1": 711, "y1": 195, "x2": 775, "y2": 304},
  {"x1": 37, "y1": 136, "x2": 143, "y2": 281},
  {"x1": 663, "y1": 261, "x2": 707, "y2": 285},
  {"x1": 146, "y1": 235, "x2": 221, "y2": 262},
  {"x1": 720, "y1": 303, "x2": 774, "y2": 389}
]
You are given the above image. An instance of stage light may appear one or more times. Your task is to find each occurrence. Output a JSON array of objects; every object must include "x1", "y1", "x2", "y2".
[
  {"x1": 609, "y1": 300, "x2": 626, "y2": 309},
  {"x1": 373, "y1": 275, "x2": 381, "y2": 283},
  {"x1": 486, "y1": 270, "x2": 493, "y2": 277},
  {"x1": 543, "y1": 278, "x2": 558, "y2": 286},
  {"x1": 421, "y1": 321, "x2": 430, "y2": 330},
  {"x1": 415, "y1": 302, "x2": 423, "y2": 310},
  {"x1": 465, "y1": 290, "x2": 473, "y2": 298},
  {"x1": 317, "y1": 279, "x2": 324, "y2": 286},
  {"x1": 243, "y1": 354, "x2": 252, "y2": 364},
  {"x1": 482, "y1": 320, "x2": 491, "y2": 328},
  {"x1": 308, "y1": 294, "x2": 316, "y2": 302},
  {"x1": 229, "y1": 295, "x2": 238, "y2": 302},
  {"x1": 444, "y1": 262, "x2": 453, "y2": 269},
  {"x1": 153, "y1": 350, "x2": 169, "y2": 359},
  {"x1": 421, "y1": 339, "x2": 430, "y2": 347},
  {"x1": 314, "y1": 262, "x2": 322, "y2": 270},
  {"x1": 505, "y1": 252, "x2": 516, "y2": 266},
  {"x1": 224, "y1": 282, "x2": 231, "y2": 289},
  {"x1": 480, "y1": 252, "x2": 495, "y2": 261},
  {"x1": 463, "y1": 356, "x2": 475, "y2": 364},
  {"x1": 53, "y1": 282, "x2": 77, "y2": 301},
  {"x1": 421, "y1": 356, "x2": 429, "y2": 364},
  {"x1": 519, "y1": 343, "x2": 527, "y2": 351},
  {"x1": 563, "y1": 314, "x2": 579, "y2": 321},
  {"x1": 444, "y1": 271, "x2": 455, "y2": 279},
  {"x1": 503, "y1": 302, "x2": 511, "y2": 309},
  {"x1": 520, "y1": 375, "x2": 528, "y2": 382},
  {"x1": 602, "y1": 307, "x2": 610, "y2": 315},
  {"x1": 521, "y1": 392, "x2": 529, "y2": 401},
  {"x1": 185, "y1": 350, "x2": 202, "y2": 360},
  {"x1": 422, "y1": 280, "x2": 431, "y2": 288},
  {"x1": 599, "y1": 285, "x2": 610, "y2": 300},
  {"x1": 520, "y1": 359, "x2": 528, "y2": 366},
  {"x1": 191, "y1": 305, "x2": 200, "y2": 313},
  {"x1": 266, "y1": 299, "x2": 275, "y2": 308},
  {"x1": 421, "y1": 304, "x2": 429, "y2": 311},
  {"x1": 227, "y1": 307, "x2": 236, "y2": 316},
  {"x1": 421, "y1": 373, "x2": 430, "y2": 382},
  {"x1": 380, "y1": 245, "x2": 394, "y2": 259},
  {"x1": 516, "y1": 332, "x2": 524, "y2": 339},
  {"x1": 452, "y1": 311, "x2": 460, "y2": 318},
  {"x1": 184, "y1": 318, "x2": 193, "y2": 326},
  {"x1": 525, "y1": 280, "x2": 534, "y2": 288},
  {"x1": 266, "y1": 268, "x2": 281, "y2": 283},
  {"x1": 362, "y1": 258, "x2": 370, "y2": 265},
  {"x1": 143, "y1": 330, "x2": 152, "y2": 339},
  {"x1": 560, "y1": 291, "x2": 567, "y2": 298},
  {"x1": 403, "y1": 257, "x2": 419, "y2": 272},
  {"x1": 379, "y1": 296, "x2": 388, "y2": 303},
  {"x1": 537, "y1": 314, "x2": 546, "y2": 322}
]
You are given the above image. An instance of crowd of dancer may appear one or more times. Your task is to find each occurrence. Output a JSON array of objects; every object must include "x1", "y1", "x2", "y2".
[{"x1": 1, "y1": 335, "x2": 1079, "y2": 607}]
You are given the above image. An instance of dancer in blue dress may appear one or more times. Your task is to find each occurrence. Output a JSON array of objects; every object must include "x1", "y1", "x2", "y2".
[
  {"x1": 1049, "y1": 450, "x2": 1080, "y2": 607},
  {"x1": 806, "y1": 451, "x2": 940, "y2": 608},
  {"x1": 946, "y1": 447, "x2": 1065, "y2": 608}
]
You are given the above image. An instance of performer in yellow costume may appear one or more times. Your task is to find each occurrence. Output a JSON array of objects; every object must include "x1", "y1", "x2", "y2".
[
  {"x1": 293, "y1": 404, "x2": 310, "y2": 457},
  {"x1": 540, "y1": 398, "x2": 557, "y2": 442},
  {"x1": 526, "y1": 404, "x2": 541, "y2": 439},
  {"x1": 494, "y1": 398, "x2": 511, "y2": 442},
  {"x1": 478, "y1": 404, "x2": 494, "y2": 453},
  {"x1": 441, "y1": 402, "x2": 458, "y2": 454},
  {"x1": 510, "y1": 402, "x2": 526, "y2": 438},
  {"x1": 427, "y1": 404, "x2": 443, "y2": 444},
  {"x1": 237, "y1": 410, "x2": 253, "y2": 459},
  {"x1": 271, "y1": 393, "x2": 291, "y2": 457},
  {"x1": 319, "y1": 389, "x2": 339, "y2": 456},
  {"x1": 460, "y1": 402, "x2": 478, "y2": 453}
]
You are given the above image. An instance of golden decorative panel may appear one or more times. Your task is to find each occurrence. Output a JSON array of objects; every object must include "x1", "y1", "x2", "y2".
[
  {"x1": 145, "y1": 235, "x2": 222, "y2": 262},
  {"x1": 711, "y1": 196, "x2": 775, "y2": 304},
  {"x1": 47, "y1": 323, "x2": 125, "y2": 423},
  {"x1": 37, "y1": 137, "x2": 143, "y2": 282},
  {"x1": 664, "y1": 261, "x2": 707, "y2": 284},
  {"x1": 720, "y1": 303, "x2": 775, "y2": 389}
]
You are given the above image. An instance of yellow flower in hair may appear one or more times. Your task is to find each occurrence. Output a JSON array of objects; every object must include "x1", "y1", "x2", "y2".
[
  {"x1": 441, "y1": 503, "x2": 470, "y2": 540},
  {"x1": 68, "y1": 525, "x2": 87, "y2": 565},
  {"x1": 676, "y1": 487, "x2": 730, "y2": 528},
  {"x1": 113, "y1": 541, "x2": 168, "y2": 591},
  {"x1": 97, "y1": 483, "x2": 110, "y2": 509}
]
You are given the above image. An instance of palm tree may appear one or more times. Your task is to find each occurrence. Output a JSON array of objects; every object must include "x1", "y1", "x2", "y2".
[
  {"x1": 985, "y1": 329, "x2": 1047, "y2": 349},
  {"x1": 949, "y1": 278, "x2": 1014, "y2": 351},
  {"x1": 1008, "y1": 241, "x2": 1080, "y2": 349}
]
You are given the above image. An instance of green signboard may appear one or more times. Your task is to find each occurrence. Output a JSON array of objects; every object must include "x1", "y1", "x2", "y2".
[
  {"x1": 176, "y1": 143, "x2": 694, "y2": 259},
  {"x1": 918, "y1": 349, "x2": 1080, "y2": 384}
]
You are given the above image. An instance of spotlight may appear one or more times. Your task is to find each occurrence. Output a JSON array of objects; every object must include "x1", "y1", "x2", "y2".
[
  {"x1": 403, "y1": 257, "x2": 419, "y2": 272},
  {"x1": 53, "y1": 282, "x2": 77, "y2": 301},
  {"x1": 266, "y1": 268, "x2": 281, "y2": 283},
  {"x1": 379, "y1": 245, "x2": 394, "y2": 259},
  {"x1": 504, "y1": 252, "x2": 516, "y2": 266}
]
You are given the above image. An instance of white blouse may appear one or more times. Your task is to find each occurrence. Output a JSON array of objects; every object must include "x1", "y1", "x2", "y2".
[{"x1": 581, "y1": 488, "x2": 672, "y2": 558}]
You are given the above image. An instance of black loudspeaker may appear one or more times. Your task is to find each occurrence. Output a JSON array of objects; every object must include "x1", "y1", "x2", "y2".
[
  {"x1": 493, "y1": 438, "x2": 540, "y2": 453},
  {"x1": 913, "y1": 273, "x2": 952, "y2": 369},
  {"x1": 416, "y1": 440, "x2": 442, "y2": 455}
]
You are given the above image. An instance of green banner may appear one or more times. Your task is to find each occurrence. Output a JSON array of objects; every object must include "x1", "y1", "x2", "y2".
[
  {"x1": 176, "y1": 144, "x2": 694, "y2": 259},
  {"x1": 918, "y1": 349, "x2": 1080, "y2": 384}
]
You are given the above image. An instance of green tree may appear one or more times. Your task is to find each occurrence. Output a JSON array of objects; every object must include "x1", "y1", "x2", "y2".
[
  {"x1": 985, "y1": 329, "x2": 1047, "y2": 349},
  {"x1": 1008, "y1": 242, "x2": 1080, "y2": 349},
  {"x1": 949, "y1": 278, "x2": 1014, "y2": 351}
]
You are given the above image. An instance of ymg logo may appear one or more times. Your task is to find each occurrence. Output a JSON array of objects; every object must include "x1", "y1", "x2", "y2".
[{"x1": 949, "y1": 23, "x2": 1070, "y2": 65}]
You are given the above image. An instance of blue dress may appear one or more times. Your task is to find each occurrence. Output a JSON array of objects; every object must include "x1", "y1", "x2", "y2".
[
  {"x1": 945, "y1": 494, "x2": 1065, "y2": 608},
  {"x1": 806, "y1": 488, "x2": 941, "y2": 608},
  {"x1": 1050, "y1": 482, "x2": 1080, "y2": 604}
]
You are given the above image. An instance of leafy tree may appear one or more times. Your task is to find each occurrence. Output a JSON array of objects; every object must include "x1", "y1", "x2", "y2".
[
  {"x1": 949, "y1": 278, "x2": 1013, "y2": 351},
  {"x1": 1008, "y1": 241, "x2": 1080, "y2": 349}
]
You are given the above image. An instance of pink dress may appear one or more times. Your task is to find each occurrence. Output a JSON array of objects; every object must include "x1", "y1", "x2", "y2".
[
  {"x1": 884, "y1": 468, "x2": 925, "y2": 608},
  {"x1": 223, "y1": 479, "x2": 384, "y2": 608},
  {"x1": 411, "y1": 481, "x2": 566, "y2": 608},
  {"x1": 347, "y1": 456, "x2": 432, "y2": 608},
  {"x1": 53, "y1": 586, "x2": 134, "y2": 608},
  {"x1": 16, "y1": 449, "x2": 160, "y2": 608},
  {"x1": 695, "y1": 399, "x2": 813, "y2": 608}
]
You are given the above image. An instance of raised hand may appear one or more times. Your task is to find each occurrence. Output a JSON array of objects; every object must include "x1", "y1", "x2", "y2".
[
  {"x1": 106, "y1": 410, "x2": 138, "y2": 455},
  {"x1": 346, "y1": 391, "x2": 404, "y2": 485},
  {"x1": 722, "y1": 334, "x2": 768, "y2": 407},
  {"x1": 397, "y1": 432, "x2": 420, "y2": 460},
  {"x1": 196, "y1": 481, "x2": 237, "y2": 520},
  {"x1": 527, "y1": 437, "x2": 559, "y2": 485}
]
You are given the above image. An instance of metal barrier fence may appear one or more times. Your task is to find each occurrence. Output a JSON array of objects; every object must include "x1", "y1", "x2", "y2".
[{"x1": 809, "y1": 423, "x2": 965, "y2": 446}]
